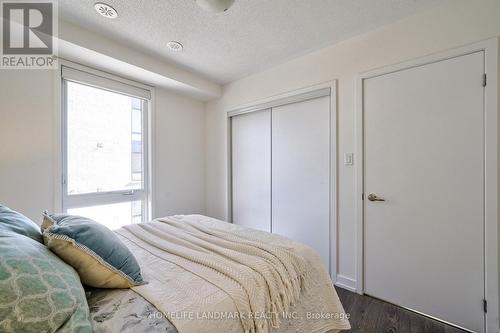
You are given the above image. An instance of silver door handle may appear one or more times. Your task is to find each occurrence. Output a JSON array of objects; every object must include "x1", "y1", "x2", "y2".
[{"x1": 368, "y1": 193, "x2": 385, "y2": 202}]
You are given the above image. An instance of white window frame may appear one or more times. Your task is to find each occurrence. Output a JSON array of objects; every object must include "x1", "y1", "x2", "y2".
[{"x1": 60, "y1": 64, "x2": 152, "y2": 222}]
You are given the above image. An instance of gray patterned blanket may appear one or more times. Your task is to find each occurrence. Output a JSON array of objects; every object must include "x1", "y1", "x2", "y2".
[{"x1": 86, "y1": 288, "x2": 177, "y2": 333}]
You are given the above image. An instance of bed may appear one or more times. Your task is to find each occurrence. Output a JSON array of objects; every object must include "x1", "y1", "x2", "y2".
[
  {"x1": 87, "y1": 214, "x2": 350, "y2": 333},
  {"x1": 86, "y1": 287, "x2": 177, "y2": 333}
]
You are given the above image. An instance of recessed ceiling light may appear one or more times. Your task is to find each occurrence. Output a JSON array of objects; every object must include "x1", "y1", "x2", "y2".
[
  {"x1": 167, "y1": 41, "x2": 183, "y2": 52},
  {"x1": 94, "y1": 2, "x2": 118, "y2": 19}
]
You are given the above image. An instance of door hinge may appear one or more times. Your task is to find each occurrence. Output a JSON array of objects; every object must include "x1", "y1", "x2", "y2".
[
  {"x1": 362, "y1": 193, "x2": 364, "y2": 200},
  {"x1": 483, "y1": 73, "x2": 487, "y2": 87},
  {"x1": 483, "y1": 299, "x2": 488, "y2": 313}
]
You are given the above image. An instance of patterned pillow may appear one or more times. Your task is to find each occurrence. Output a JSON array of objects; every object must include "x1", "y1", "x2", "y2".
[
  {"x1": 42, "y1": 213, "x2": 145, "y2": 289},
  {"x1": 0, "y1": 205, "x2": 43, "y2": 243},
  {"x1": 0, "y1": 232, "x2": 92, "y2": 333}
]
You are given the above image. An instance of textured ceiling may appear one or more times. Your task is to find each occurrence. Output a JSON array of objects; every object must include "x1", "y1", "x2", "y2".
[{"x1": 58, "y1": 0, "x2": 444, "y2": 84}]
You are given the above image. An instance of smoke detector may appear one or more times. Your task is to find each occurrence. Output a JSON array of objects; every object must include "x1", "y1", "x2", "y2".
[
  {"x1": 167, "y1": 41, "x2": 183, "y2": 52},
  {"x1": 94, "y1": 3, "x2": 118, "y2": 19},
  {"x1": 194, "y1": 0, "x2": 235, "y2": 13}
]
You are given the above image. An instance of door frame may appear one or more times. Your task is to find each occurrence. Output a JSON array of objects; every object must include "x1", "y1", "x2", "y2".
[
  {"x1": 226, "y1": 80, "x2": 338, "y2": 279},
  {"x1": 354, "y1": 38, "x2": 499, "y2": 332}
]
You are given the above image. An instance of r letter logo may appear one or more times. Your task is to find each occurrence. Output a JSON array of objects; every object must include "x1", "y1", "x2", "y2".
[{"x1": 1, "y1": 1, "x2": 57, "y2": 69}]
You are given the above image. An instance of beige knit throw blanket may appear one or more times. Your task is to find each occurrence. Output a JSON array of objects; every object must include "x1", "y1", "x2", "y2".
[{"x1": 119, "y1": 216, "x2": 307, "y2": 333}]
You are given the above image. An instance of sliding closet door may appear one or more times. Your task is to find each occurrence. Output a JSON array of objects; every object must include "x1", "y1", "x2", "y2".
[
  {"x1": 231, "y1": 109, "x2": 271, "y2": 232},
  {"x1": 272, "y1": 96, "x2": 330, "y2": 268}
]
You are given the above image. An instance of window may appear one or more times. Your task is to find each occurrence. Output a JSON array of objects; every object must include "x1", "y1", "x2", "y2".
[{"x1": 62, "y1": 66, "x2": 151, "y2": 229}]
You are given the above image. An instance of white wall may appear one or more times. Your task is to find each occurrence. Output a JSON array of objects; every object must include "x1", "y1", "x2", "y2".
[
  {"x1": 0, "y1": 70, "x2": 56, "y2": 223},
  {"x1": 154, "y1": 89, "x2": 206, "y2": 218},
  {"x1": 0, "y1": 69, "x2": 207, "y2": 224},
  {"x1": 205, "y1": 0, "x2": 500, "y2": 289}
]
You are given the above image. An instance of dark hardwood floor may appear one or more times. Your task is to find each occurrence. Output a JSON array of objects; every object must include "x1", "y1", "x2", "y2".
[{"x1": 335, "y1": 287, "x2": 469, "y2": 333}]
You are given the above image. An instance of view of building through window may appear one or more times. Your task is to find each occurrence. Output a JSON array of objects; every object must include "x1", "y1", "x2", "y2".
[
  {"x1": 68, "y1": 201, "x2": 142, "y2": 230},
  {"x1": 65, "y1": 81, "x2": 146, "y2": 228}
]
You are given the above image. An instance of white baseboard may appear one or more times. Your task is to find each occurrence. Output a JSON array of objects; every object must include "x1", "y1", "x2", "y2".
[{"x1": 334, "y1": 274, "x2": 357, "y2": 292}]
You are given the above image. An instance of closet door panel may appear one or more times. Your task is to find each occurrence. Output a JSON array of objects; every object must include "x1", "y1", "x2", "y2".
[
  {"x1": 231, "y1": 109, "x2": 271, "y2": 232},
  {"x1": 272, "y1": 96, "x2": 330, "y2": 268}
]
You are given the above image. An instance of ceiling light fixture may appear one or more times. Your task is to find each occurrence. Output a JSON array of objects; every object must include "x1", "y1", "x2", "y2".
[
  {"x1": 94, "y1": 2, "x2": 118, "y2": 19},
  {"x1": 194, "y1": 0, "x2": 235, "y2": 13},
  {"x1": 167, "y1": 41, "x2": 183, "y2": 52}
]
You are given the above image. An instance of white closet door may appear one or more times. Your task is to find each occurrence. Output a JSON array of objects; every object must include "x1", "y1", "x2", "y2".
[
  {"x1": 231, "y1": 109, "x2": 271, "y2": 232},
  {"x1": 272, "y1": 96, "x2": 330, "y2": 268}
]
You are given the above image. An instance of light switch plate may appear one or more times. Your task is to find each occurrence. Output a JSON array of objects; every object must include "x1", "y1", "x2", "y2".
[{"x1": 344, "y1": 153, "x2": 354, "y2": 166}]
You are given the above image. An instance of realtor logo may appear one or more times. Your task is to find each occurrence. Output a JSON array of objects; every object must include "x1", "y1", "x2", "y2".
[{"x1": 1, "y1": 1, "x2": 57, "y2": 69}]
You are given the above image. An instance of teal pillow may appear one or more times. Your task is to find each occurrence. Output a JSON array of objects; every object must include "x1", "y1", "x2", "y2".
[
  {"x1": 0, "y1": 205, "x2": 42, "y2": 243},
  {"x1": 42, "y1": 214, "x2": 145, "y2": 288},
  {"x1": 0, "y1": 232, "x2": 92, "y2": 333}
]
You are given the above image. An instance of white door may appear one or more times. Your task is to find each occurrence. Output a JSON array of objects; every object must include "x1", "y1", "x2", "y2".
[
  {"x1": 364, "y1": 52, "x2": 484, "y2": 332},
  {"x1": 272, "y1": 96, "x2": 331, "y2": 268},
  {"x1": 231, "y1": 109, "x2": 271, "y2": 232}
]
